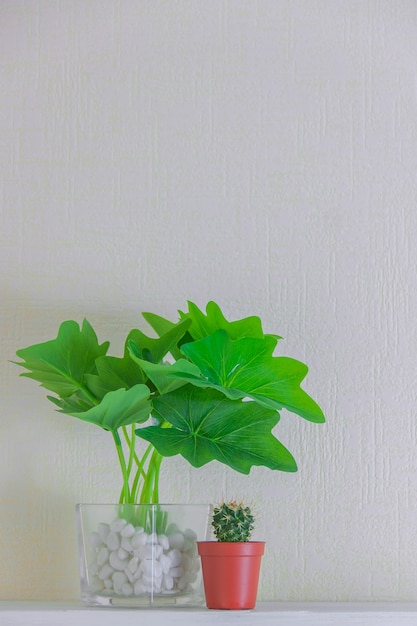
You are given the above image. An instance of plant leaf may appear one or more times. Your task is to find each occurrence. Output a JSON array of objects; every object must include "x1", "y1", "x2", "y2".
[
  {"x1": 127, "y1": 354, "x2": 198, "y2": 395},
  {"x1": 179, "y1": 330, "x2": 325, "y2": 423},
  {"x1": 59, "y1": 384, "x2": 151, "y2": 431},
  {"x1": 136, "y1": 386, "x2": 297, "y2": 473},
  {"x1": 179, "y1": 300, "x2": 279, "y2": 343},
  {"x1": 128, "y1": 318, "x2": 192, "y2": 364},
  {"x1": 85, "y1": 353, "x2": 146, "y2": 400},
  {"x1": 48, "y1": 392, "x2": 93, "y2": 414},
  {"x1": 84, "y1": 328, "x2": 149, "y2": 400},
  {"x1": 84, "y1": 320, "x2": 192, "y2": 399},
  {"x1": 141, "y1": 312, "x2": 192, "y2": 360},
  {"x1": 14, "y1": 319, "x2": 109, "y2": 398}
]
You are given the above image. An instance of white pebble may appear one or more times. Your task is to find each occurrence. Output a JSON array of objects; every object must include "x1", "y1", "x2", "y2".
[
  {"x1": 181, "y1": 554, "x2": 192, "y2": 572},
  {"x1": 165, "y1": 523, "x2": 179, "y2": 535},
  {"x1": 169, "y1": 566, "x2": 184, "y2": 578},
  {"x1": 89, "y1": 516, "x2": 201, "y2": 598},
  {"x1": 139, "y1": 559, "x2": 151, "y2": 576},
  {"x1": 121, "y1": 523, "x2": 135, "y2": 537},
  {"x1": 111, "y1": 518, "x2": 127, "y2": 533},
  {"x1": 150, "y1": 544, "x2": 163, "y2": 560},
  {"x1": 124, "y1": 568, "x2": 135, "y2": 583},
  {"x1": 184, "y1": 543, "x2": 197, "y2": 557},
  {"x1": 188, "y1": 570, "x2": 197, "y2": 583},
  {"x1": 153, "y1": 560, "x2": 163, "y2": 579},
  {"x1": 133, "y1": 546, "x2": 146, "y2": 560},
  {"x1": 134, "y1": 544, "x2": 155, "y2": 560},
  {"x1": 183, "y1": 529, "x2": 197, "y2": 551},
  {"x1": 184, "y1": 528, "x2": 197, "y2": 541},
  {"x1": 163, "y1": 574, "x2": 174, "y2": 591},
  {"x1": 118, "y1": 548, "x2": 129, "y2": 560},
  {"x1": 112, "y1": 571, "x2": 127, "y2": 593},
  {"x1": 134, "y1": 580, "x2": 147, "y2": 595},
  {"x1": 167, "y1": 548, "x2": 182, "y2": 567},
  {"x1": 128, "y1": 557, "x2": 139, "y2": 574},
  {"x1": 122, "y1": 582, "x2": 133, "y2": 596},
  {"x1": 121, "y1": 537, "x2": 132, "y2": 552},
  {"x1": 106, "y1": 531, "x2": 120, "y2": 551},
  {"x1": 158, "y1": 534, "x2": 169, "y2": 550},
  {"x1": 160, "y1": 554, "x2": 171, "y2": 574},
  {"x1": 177, "y1": 576, "x2": 189, "y2": 591},
  {"x1": 168, "y1": 532, "x2": 185, "y2": 550},
  {"x1": 140, "y1": 559, "x2": 163, "y2": 578},
  {"x1": 143, "y1": 573, "x2": 162, "y2": 591},
  {"x1": 132, "y1": 531, "x2": 147, "y2": 548},
  {"x1": 98, "y1": 563, "x2": 114, "y2": 580},
  {"x1": 97, "y1": 523, "x2": 110, "y2": 540},
  {"x1": 97, "y1": 546, "x2": 109, "y2": 567},
  {"x1": 109, "y1": 551, "x2": 127, "y2": 571}
]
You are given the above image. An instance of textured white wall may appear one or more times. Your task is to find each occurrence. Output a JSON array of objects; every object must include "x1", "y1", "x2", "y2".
[{"x1": 1, "y1": 0, "x2": 417, "y2": 602}]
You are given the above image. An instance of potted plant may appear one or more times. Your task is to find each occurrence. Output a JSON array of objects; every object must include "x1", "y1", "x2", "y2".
[
  {"x1": 197, "y1": 501, "x2": 263, "y2": 610},
  {"x1": 14, "y1": 300, "x2": 325, "y2": 606}
]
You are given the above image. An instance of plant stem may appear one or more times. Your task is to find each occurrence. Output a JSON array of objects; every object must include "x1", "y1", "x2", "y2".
[
  {"x1": 140, "y1": 447, "x2": 163, "y2": 504},
  {"x1": 152, "y1": 451, "x2": 163, "y2": 502},
  {"x1": 112, "y1": 430, "x2": 130, "y2": 503},
  {"x1": 131, "y1": 443, "x2": 154, "y2": 503},
  {"x1": 122, "y1": 425, "x2": 136, "y2": 482}
]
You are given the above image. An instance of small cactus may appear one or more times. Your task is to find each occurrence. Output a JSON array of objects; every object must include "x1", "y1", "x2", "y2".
[{"x1": 211, "y1": 500, "x2": 255, "y2": 542}]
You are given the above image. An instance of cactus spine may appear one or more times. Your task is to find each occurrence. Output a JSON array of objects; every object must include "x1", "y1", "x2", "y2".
[{"x1": 211, "y1": 501, "x2": 255, "y2": 542}]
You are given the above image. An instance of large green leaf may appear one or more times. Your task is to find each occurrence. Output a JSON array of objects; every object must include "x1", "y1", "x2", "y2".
[
  {"x1": 14, "y1": 319, "x2": 109, "y2": 399},
  {"x1": 127, "y1": 353, "x2": 198, "y2": 395},
  {"x1": 179, "y1": 330, "x2": 325, "y2": 423},
  {"x1": 136, "y1": 386, "x2": 297, "y2": 473},
  {"x1": 179, "y1": 300, "x2": 279, "y2": 344},
  {"x1": 84, "y1": 320, "x2": 192, "y2": 399},
  {"x1": 85, "y1": 352, "x2": 146, "y2": 400},
  {"x1": 84, "y1": 328, "x2": 149, "y2": 400},
  {"x1": 48, "y1": 391, "x2": 93, "y2": 414},
  {"x1": 128, "y1": 318, "x2": 192, "y2": 364},
  {"x1": 58, "y1": 384, "x2": 151, "y2": 431},
  {"x1": 141, "y1": 312, "x2": 192, "y2": 360}
]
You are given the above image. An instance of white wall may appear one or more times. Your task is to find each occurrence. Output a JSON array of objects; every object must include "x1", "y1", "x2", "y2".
[{"x1": 1, "y1": 0, "x2": 417, "y2": 602}]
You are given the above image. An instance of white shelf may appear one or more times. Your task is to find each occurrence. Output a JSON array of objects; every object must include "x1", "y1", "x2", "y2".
[{"x1": 2, "y1": 602, "x2": 417, "y2": 625}]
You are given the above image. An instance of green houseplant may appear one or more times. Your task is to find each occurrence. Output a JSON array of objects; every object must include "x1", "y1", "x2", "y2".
[
  {"x1": 197, "y1": 501, "x2": 264, "y2": 610},
  {"x1": 15, "y1": 300, "x2": 325, "y2": 606},
  {"x1": 15, "y1": 300, "x2": 325, "y2": 505}
]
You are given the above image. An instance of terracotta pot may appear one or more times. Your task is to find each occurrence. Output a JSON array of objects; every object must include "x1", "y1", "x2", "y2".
[{"x1": 197, "y1": 541, "x2": 265, "y2": 610}]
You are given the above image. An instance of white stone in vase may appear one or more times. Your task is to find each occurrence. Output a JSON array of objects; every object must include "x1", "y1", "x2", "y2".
[
  {"x1": 110, "y1": 518, "x2": 127, "y2": 533},
  {"x1": 105, "y1": 531, "x2": 120, "y2": 551},
  {"x1": 121, "y1": 523, "x2": 135, "y2": 538}
]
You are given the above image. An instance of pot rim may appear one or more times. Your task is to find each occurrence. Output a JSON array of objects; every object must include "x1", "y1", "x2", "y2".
[{"x1": 197, "y1": 541, "x2": 265, "y2": 557}]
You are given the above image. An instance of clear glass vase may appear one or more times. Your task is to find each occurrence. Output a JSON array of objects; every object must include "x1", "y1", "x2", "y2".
[{"x1": 76, "y1": 503, "x2": 210, "y2": 607}]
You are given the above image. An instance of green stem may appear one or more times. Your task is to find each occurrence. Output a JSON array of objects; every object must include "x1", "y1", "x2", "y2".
[
  {"x1": 112, "y1": 430, "x2": 130, "y2": 504},
  {"x1": 122, "y1": 426, "x2": 149, "y2": 481},
  {"x1": 122, "y1": 425, "x2": 136, "y2": 481},
  {"x1": 131, "y1": 443, "x2": 154, "y2": 503},
  {"x1": 140, "y1": 447, "x2": 163, "y2": 504},
  {"x1": 152, "y1": 451, "x2": 163, "y2": 502}
]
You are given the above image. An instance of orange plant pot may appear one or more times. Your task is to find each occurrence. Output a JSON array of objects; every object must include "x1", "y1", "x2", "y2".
[{"x1": 197, "y1": 541, "x2": 265, "y2": 610}]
